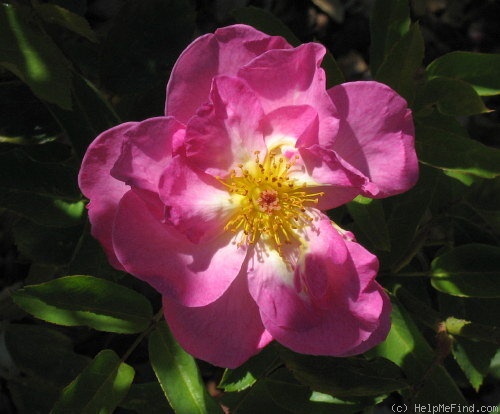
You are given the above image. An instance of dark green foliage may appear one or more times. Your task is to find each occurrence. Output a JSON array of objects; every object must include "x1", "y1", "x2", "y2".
[{"x1": 1, "y1": 0, "x2": 499, "y2": 413}]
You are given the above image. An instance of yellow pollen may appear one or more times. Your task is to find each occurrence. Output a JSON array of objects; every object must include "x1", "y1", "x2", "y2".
[{"x1": 218, "y1": 150, "x2": 324, "y2": 254}]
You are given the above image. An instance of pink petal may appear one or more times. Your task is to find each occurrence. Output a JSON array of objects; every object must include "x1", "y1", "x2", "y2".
[
  {"x1": 248, "y1": 217, "x2": 390, "y2": 356},
  {"x1": 184, "y1": 76, "x2": 266, "y2": 176},
  {"x1": 238, "y1": 43, "x2": 339, "y2": 144},
  {"x1": 166, "y1": 24, "x2": 292, "y2": 124},
  {"x1": 299, "y1": 145, "x2": 365, "y2": 209},
  {"x1": 112, "y1": 189, "x2": 246, "y2": 307},
  {"x1": 261, "y1": 105, "x2": 320, "y2": 149},
  {"x1": 78, "y1": 122, "x2": 138, "y2": 270},
  {"x1": 163, "y1": 271, "x2": 273, "y2": 368},
  {"x1": 110, "y1": 117, "x2": 185, "y2": 193},
  {"x1": 158, "y1": 155, "x2": 235, "y2": 243},
  {"x1": 328, "y1": 81, "x2": 418, "y2": 197}
]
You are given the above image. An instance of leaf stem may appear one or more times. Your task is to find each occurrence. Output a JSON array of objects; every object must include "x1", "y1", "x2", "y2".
[{"x1": 121, "y1": 307, "x2": 164, "y2": 363}]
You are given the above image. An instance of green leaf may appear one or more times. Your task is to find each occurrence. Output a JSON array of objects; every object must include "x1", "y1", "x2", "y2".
[
  {"x1": 219, "y1": 344, "x2": 280, "y2": 392},
  {"x1": 99, "y1": 0, "x2": 195, "y2": 95},
  {"x1": 12, "y1": 275, "x2": 153, "y2": 333},
  {"x1": 7, "y1": 375, "x2": 61, "y2": 414},
  {"x1": 120, "y1": 382, "x2": 174, "y2": 414},
  {"x1": 148, "y1": 321, "x2": 222, "y2": 414},
  {"x1": 0, "y1": 192, "x2": 84, "y2": 227},
  {"x1": 233, "y1": 6, "x2": 344, "y2": 87},
  {"x1": 445, "y1": 317, "x2": 500, "y2": 345},
  {"x1": 46, "y1": 73, "x2": 120, "y2": 160},
  {"x1": 427, "y1": 51, "x2": 500, "y2": 96},
  {"x1": 451, "y1": 337, "x2": 498, "y2": 391},
  {"x1": 431, "y1": 244, "x2": 500, "y2": 298},
  {"x1": 415, "y1": 119, "x2": 500, "y2": 178},
  {"x1": 12, "y1": 219, "x2": 83, "y2": 265},
  {"x1": 5, "y1": 324, "x2": 90, "y2": 387},
  {"x1": 369, "y1": 0, "x2": 410, "y2": 76},
  {"x1": 265, "y1": 378, "x2": 381, "y2": 414},
  {"x1": 0, "y1": 3, "x2": 72, "y2": 109},
  {"x1": 381, "y1": 165, "x2": 440, "y2": 270},
  {"x1": 51, "y1": 349, "x2": 135, "y2": 414},
  {"x1": 369, "y1": 301, "x2": 466, "y2": 404},
  {"x1": 415, "y1": 77, "x2": 489, "y2": 116},
  {"x1": 375, "y1": 23, "x2": 424, "y2": 103},
  {"x1": 0, "y1": 149, "x2": 80, "y2": 200},
  {"x1": 33, "y1": 1, "x2": 97, "y2": 43},
  {"x1": 68, "y1": 228, "x2": 125, "y2": 281},
  {"x1": 220, "y1": 378, "x2": 291, "y2": 414},
  {"x1": 347, "y1": 196, "x2": 390, "y2": 252},
  {"x1": 0, "y1": 78, "x2": 60, "y2": 144},
  {"x1": 278, "y1": 347, "x2": 407, "y2": 398}
]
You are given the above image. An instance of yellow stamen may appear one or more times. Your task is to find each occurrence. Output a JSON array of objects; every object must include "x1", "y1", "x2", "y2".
[{"x1": 218, "y1": 150, "x2": 324, "y2": 254}]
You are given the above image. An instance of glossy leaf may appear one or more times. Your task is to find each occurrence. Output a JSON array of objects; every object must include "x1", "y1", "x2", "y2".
[
  {"x1": 51, "y1": 349, "x2": 135, "y2": 414},
  {"x1": 415, "y1": 120, "x2": 500, "y2": 178},
  {"x1": 12, "y1": 275, "x2": 153, "y2": 333},
  {"x1": 233, "y1": 6, "x2": 344, "y2": 87},
  {"x1": 347, "y1": 196, "x2": 390, "y2": 252},
  {"x1": 219, "y1": 344, "x2": 280, "y2": 392},
  {"x1": 451, "y1": 337, "x2": 498, "y2": 392},
  {"x1": 445, "y1": 317, "x2": 500, "y2": 345},
  {"x1": 427, "y1": 51, "x2": 500, "y2": 96},
  {"x1": 415, "y1": 77, "x2": 489, "y2": 116},
  {"x1": 279, "y1": 347, "x2": 407, "y2": 397},
  {"x1": 431, "y1": 244, "x2": 500, "y2": 297},
  {"x1": 0, "y1": 3, "x2": 72, "y2": 109},
  {"x1": 148, "y1": 321, "x2": 222, "y2": 414},
  {"x1": 375, "y1": 23, "x2": 424, "y2": 103},
  {"x1": 370, "y1": 301, "x2": 466, "y2": 404},
  {"x1": 369, "y1": 0, "x2": 410, "y2": 75},
  {"x1": 265, "y1": 377, "x2": 383, "y2": 414}
]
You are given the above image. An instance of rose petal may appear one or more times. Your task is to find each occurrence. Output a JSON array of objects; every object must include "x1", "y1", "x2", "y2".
[
  {"x1": 184, "y1": 76, "x2": 266, "y2": 176},
  {"x1": 159, "y1": 155, "x2": 235, "y2": 243},
  {"x1": 78, "y1": 122, "x2": 138, "y2": 270},
  {"x1": 299, "y1": 145, "x2": 365, "y2": 209},
  {"x1": 166, "y1": 24, "x2": 292, "y2": 124},
  {"x1": 328, "y1": 81, "x2": 418, "y2": 197},
  {"x1": 248, "y1": 217, "x2": 390, "y2": 356},
  {"x1": 163, "y1": 270, "x2": 273, "y2": 368},
  {"x1": 113, "y1": 189, "x2": 247, "y2": 307},
  {"x1": 238, "y1": 43, "x2": 339, "y2": 144},
  {"x1": 110, "y1": 117, "x2": 185, "y2": 193}
]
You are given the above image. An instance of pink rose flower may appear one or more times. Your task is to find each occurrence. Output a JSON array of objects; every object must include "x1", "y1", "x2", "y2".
[{"x1": 79, "y1": 24, "x2": 418, "y2": 368}]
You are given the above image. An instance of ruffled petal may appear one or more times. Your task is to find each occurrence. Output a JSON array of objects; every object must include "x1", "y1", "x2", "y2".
[
  {"x1": 112, "y1": 189, "x2": 246, "y2": 307},
  {"x1": 238, "y1": 43, "x2": 339, "y2": 144},
  {"x1": 78, "y1": 122, "x2": 138, "y2": 270},
  {"x1": 184, "y1": 76, "x2": 266, "y2": 176},
  {"x1": 328, "y1": 81, "x2": 418, "y2": 198},
  {"x1": 248, "y1": 217, "x2": 390, "y2": 356},
  {"x1": 110, "y1": 117, "x2": 185, "y2": 193},
  {"x1": 166, "y1": 24, "x2": 292, "y2": 124},
  {"x1": 163, "y1": 271, "x2": 273, "y2": 368},
  {"x1": 158, "y1": 155, "x2": 235, "y2": 243}
]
